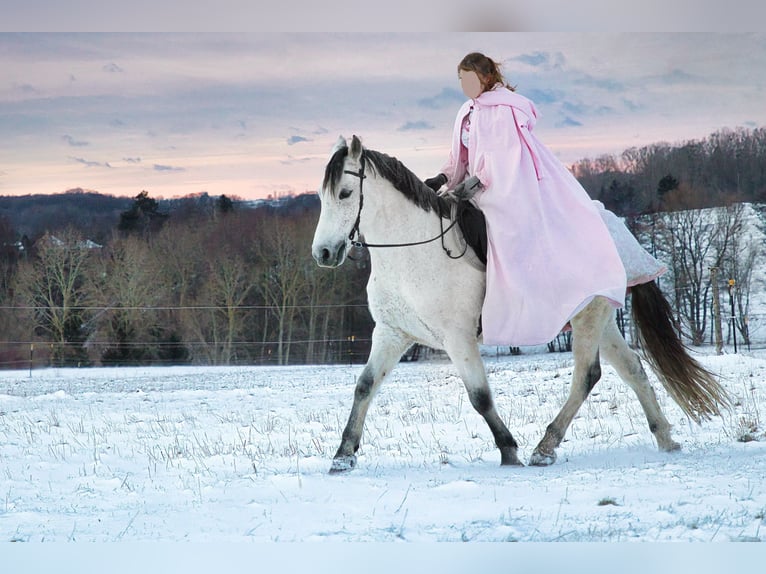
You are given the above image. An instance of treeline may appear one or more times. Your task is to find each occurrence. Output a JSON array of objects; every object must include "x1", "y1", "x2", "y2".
[
  {"x1": 628, "y1": 202, "x2": 764, "y2": 350},
  {"x1": 0, "y1": 191, "x2": 374, "y2": 368},
  {"x1": 0, "y1": 188, "x2": 131, "y2": 243},
  {"x1": 2, "y1": 125, "x2": 766, "y2": 369},
  {"x1": 573, "y1": 126, "x2": 766, "y2": 216},
  {"x1": 571, "y1": 126, "x2": 766, "y2": 350}
]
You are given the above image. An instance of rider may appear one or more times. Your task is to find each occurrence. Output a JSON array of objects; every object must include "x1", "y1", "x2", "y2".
[{"x1": 424, "y1": 52, "x2": 627, "y2": 346}]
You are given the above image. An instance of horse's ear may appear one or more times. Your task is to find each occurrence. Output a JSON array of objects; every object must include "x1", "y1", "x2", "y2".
[
  {"x1": 350, "y1": 135, "x2": 363, "y2": 160},
  {"x1": 331, "y1": 135, "x2": 347, "y2": 156}
]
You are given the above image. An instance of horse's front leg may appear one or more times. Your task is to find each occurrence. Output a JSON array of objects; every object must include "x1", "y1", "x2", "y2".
[
  {"x1": 330, "y1": 325, "x2": 411, "y2": 474},
  {"x1": 445, "y1": 338, "x2": 523, "y2": 466}
]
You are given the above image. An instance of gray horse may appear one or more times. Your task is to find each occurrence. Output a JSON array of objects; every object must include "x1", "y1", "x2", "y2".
[{"x1": 312, "y1": 135, "x2": 730, "y2": 473}]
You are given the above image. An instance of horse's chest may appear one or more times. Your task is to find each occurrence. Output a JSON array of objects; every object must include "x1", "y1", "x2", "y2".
[
  {"x1": 367, "y1": 274, "x2": 416, "y2": 321},
  {"x1": 366, "y1": 269, "x2": 449, "y2": 334}
]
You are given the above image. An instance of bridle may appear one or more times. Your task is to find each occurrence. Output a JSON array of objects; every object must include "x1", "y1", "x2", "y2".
[{"x1": 343, "y1": 155, "x2": 467, "y2": 259}]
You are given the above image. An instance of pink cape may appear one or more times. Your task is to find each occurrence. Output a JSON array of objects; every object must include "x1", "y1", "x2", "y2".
[{"x1": 440, "y1": 87, "x2": 627, "y2": 346}]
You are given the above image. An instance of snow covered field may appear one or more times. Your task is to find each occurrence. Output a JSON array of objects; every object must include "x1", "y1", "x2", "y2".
[{"x1": 1, "y1": 347, "x2": 765, "y2": 568}]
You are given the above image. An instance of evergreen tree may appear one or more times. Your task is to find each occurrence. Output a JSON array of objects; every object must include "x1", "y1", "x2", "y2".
[
  {"x1": 118, "y1": 190, "x2": 168, "y2": 234},
  {"x1": 657, "y1": 174, "x2": 680, "y2": 199},
  {"x1": 216, "y1": 194, "x2": 234, "y2": 215}
]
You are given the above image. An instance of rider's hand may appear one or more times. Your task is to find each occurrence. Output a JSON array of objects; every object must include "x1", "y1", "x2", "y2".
[
  {"x1": 451, "y1": 175, "x2": 483, "y2": 200},
  {"x1": 424, "y1": 173, "x2": 448, "y2": 192}
]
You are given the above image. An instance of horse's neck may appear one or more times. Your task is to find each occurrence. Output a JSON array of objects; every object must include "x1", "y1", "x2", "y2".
[
  {"x1": 360, "y1": 181, "x2": 442, "y2": 252},
  {"x1": 359, "y1": 178, "x2": 485, "y2": 328}
]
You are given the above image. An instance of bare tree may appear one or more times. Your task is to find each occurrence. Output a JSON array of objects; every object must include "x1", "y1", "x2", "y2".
[
  {"x1": 160, "y1": 211, "x2": 264, "y2": 365},
  {"x1": 88, "y1": 233, "x2": 169, "y2": 364},
  {"x1": 154, "y1": 221, "x2": 207, "y2": 310},
  {"x1": 0, "y1": 217, "x2": 29, "y2": 368},
  {"x1": 152, "y1": 221, "x2": 208, "y2": 359},
  {"x1": 656, "y1": 190, "x2": 744, "y2": 345},
  {"x1": 189, "y1": 249, "x2": 256, "y2": 364},
  {"x1": 253, "y1": 215, "x2": 309, "y2": 365},
  {"x1": 13, "y1": 228, "x2": 97, "y2": 366},
  {"x1": 719, "y1": 203, "x2": 760, "y2": 348}
]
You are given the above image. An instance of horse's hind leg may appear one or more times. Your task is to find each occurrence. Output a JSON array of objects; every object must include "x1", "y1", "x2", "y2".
[
  {"x1": 530, "y1": 298, "x2": 612, "y2": 466},
  {"x1": 599, "y1": 316, "x2": 681, "y2": 452},
  {"x1": 445, "y1": 338, "x2": 523, "y2": 466},
  {"x1": 330, "y1": 325, "x2": 411, "y2": 473}
]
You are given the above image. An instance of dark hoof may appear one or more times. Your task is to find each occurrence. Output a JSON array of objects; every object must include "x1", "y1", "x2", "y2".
[
  {"x1": 329, "y1": 455, "x2": 357, "y2": 474},
  {"x1": 529, "y1": 450, "x2": 557, "y2": 467},
  {"x1": 500, "y1": 449, "x2": 525, "y2": 467}
]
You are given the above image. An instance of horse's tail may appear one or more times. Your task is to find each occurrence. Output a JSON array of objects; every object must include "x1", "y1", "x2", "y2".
[{"x1": 630, "y1": 280, "x2": 731, "y2": 422}]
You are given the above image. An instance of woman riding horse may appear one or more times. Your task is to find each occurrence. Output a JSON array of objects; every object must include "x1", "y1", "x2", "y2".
[{"x1": 424, "y1": 52, "x2": 630, "y2": 347}]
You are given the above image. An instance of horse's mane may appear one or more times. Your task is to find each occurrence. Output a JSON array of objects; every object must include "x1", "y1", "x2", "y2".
[{"x1": 323, "y1": 145, "x2": 454, "y2": 218}]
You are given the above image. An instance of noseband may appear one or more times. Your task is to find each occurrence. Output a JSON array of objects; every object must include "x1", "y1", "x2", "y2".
[{"x1": 342, "y1": 155, "x2": 466, "y2": 258}]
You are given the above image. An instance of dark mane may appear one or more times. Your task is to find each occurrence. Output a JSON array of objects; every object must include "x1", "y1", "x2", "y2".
[
  {"x1": 322, "y1": 144, "x2": 454, "y2": 217},
  {"x1": 322, "y1": 146, "x2": 349, "y2": 195}
]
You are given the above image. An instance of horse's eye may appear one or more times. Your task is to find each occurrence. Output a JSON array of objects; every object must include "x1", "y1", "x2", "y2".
[{"x1": 339, "y1": 188, "x2": 353, "y2": 200}]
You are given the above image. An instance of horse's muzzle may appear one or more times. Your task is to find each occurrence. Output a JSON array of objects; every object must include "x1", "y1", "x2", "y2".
[{"x1": 313, "y1": 242, "x2": 347, "y2": 268}]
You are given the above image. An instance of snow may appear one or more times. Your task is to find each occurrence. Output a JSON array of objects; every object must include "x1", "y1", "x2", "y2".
[{"x1": 2, "y1": 349, "x2": 766, "y2": 570}]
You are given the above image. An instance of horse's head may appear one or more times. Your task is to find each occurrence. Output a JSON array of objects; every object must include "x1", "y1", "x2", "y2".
[{"x1": 311, "y1": 135, "x2": 365, "y2": 268}]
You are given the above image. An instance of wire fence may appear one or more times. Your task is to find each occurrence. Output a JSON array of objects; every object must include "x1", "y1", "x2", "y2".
[
  {"x1": 0, "y1": 338, "x2": 377, "y2": 370},
  {"x1": 0, "y1": 302, "x2": 377, "y2": 369},
  {"x1": 1, "y1": 299, "x2": 763, "y2": 371}
]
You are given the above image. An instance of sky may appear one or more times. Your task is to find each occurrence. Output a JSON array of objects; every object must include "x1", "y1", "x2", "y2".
[{"x1": 1, "y1": 33, "x2": 765, "y2": 201}]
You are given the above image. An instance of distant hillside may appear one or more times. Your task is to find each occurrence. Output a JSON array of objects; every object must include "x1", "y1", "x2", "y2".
[
  {"x1": 243, "y1": 192, "x2": 320, "y2": 216},
  {"x1": 573, "y1": 126, "x2": 766, "y2": 216},
  {"x1": 0, "y1": 189, "x2": 319, "y2": 243},
  {"x1": 0, "y1": 189, "x2": 131, "y2": 242}
]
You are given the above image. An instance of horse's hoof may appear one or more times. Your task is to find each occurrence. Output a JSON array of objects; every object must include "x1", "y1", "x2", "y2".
[
  {"x1": 659, "y1": 440, "x2": 682, "y2": 453},
  {"x1": 329, "y1": 455, "x2": 357, "y2": 474},
  {"x1": 529, "y1": 450, "x2": 557, "y2": 467},
  {"x1": 500, "y1": 449, "x2": 525, "y2": 466}
]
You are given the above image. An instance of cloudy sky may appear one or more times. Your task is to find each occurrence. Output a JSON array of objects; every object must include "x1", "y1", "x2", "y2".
[{"x1": 1, "y1": 33, "x2": 764, "y2": 201}]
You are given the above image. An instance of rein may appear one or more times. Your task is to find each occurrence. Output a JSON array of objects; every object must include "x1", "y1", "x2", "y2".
[{"x1": 343, "y1": 157, "x2": 467, "y2": 259}]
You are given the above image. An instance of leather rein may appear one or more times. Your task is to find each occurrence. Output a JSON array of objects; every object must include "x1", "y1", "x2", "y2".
[{"x1": 343, "y1": 156, "x2": 466, "y2": 259}]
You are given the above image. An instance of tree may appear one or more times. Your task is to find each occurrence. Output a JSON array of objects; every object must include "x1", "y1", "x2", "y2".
[
  {"x1": 163, "y1": 211, "x2": 264, "y2": 365},
  {"x1": 152, "y1": 220, "x2": 208, "y2": 353},
  {"x1": 0, "y1": 216, "x2": 29, "y2": 368},
  {"x1": 603, "y1": 178, "x2": 640, "y2": 216},
  {"x1": 118, "y1": 190, "x2": 168, "y2": 234},
  {"x1": 216, "y1": 194, "x2": 234, "y2": 215},
  {"x1": 655, "y1": 194, "x2": 744, "y2": 346},
  {"x1": 253, "y1": 214, "x2": 309, "y2": 365},
  {"x1": 718, "y1": 203, "x2": 759, "y2": 348},
  {"x1": 13, "y1": 228, "x2": 97, "y2": 366},
  {"x1": 0, "y1": 216, "x2": 18, "y2": 297},
  {"x1": 657, "y1": 174, "x2": 679, "y2": 201},
  {"x1": 89, "y1": 233, "x2": 173, "y2": 365},
  {"x1": 189, "y1": 248, "x2": 256, "y2": 365},
  {"x1": 575, "y1": 128, "x2": 766, "y2": 211}
]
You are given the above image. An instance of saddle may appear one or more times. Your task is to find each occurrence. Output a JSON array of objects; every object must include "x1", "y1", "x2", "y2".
[{"x1": 455, "y1": 201, "x2": 488, "y2": 265}]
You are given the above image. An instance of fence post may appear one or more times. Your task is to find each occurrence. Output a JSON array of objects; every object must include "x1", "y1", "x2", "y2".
[
  {"x1": 728, "y1": 279, "x2": 737, "y2": 353},
  {"x1": 710, "y1": 267, "x2": 723, "y2": 355}
]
